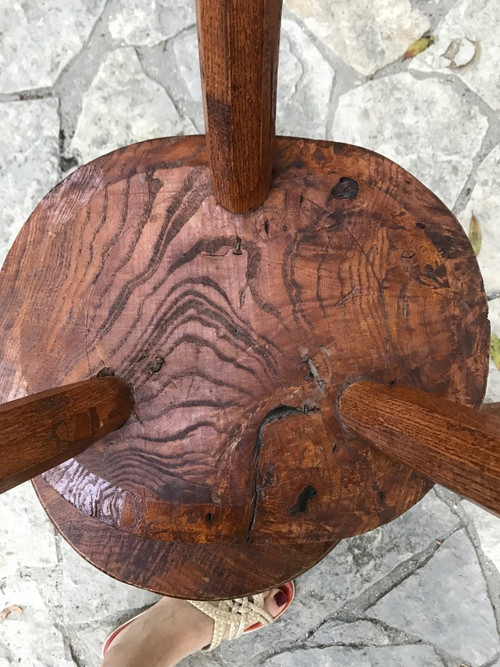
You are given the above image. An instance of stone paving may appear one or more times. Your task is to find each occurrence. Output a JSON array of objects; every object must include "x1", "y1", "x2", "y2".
[{"x1": 0, "y1": 0, "x2": 500, "y2": 665}]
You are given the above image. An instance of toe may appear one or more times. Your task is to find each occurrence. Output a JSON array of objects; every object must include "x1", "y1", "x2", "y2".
[{"x1": 263, "y1": 583, "x2": 293, "y2": 619}]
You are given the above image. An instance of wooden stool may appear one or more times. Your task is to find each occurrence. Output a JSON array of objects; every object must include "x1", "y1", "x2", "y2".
[{"x1": 0, "y1": 0, "x2": 498, "y2": 600}]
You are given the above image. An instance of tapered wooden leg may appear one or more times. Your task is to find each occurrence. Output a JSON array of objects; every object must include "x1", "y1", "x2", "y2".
[
  {"x1": 338, "y1": 381, "x2": 500, "y2": 516},
  {"x1": 196, "y1": 0, "x2": 282, "y2": 212},
  {"x1": 0, "y1": 377, "x2": 132, "y2": 494}
]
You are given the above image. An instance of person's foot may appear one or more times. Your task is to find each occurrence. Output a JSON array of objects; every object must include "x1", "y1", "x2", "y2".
[{"x1": 101, "y1": 587, "x2": 291, "y2": 667}]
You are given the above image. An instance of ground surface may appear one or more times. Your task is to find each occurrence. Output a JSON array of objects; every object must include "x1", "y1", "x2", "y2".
[{"x1": 0, "y1": 0, "x2": 500, "y2": 665}]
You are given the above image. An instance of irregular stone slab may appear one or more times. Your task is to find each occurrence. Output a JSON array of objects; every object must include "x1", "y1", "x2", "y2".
[
  {"x1": 265, "y1": 644, "x2": 443, "y2": 666},
  {"x1": 409, "y1": 0, "x2": 500, "y2": 111},
  {"x1": 0, "y1": 98, "x2": 60, "y2": 268},
  {"x1": 0, "y1": 578, "x2": 73, "y2": 667},
  {"x1": 311, "y1": 619, "x2": 396, "y2": 647},
  {"x1": 368, "y1": 530, "x2": 500, "y2": 666},
  {"x1": 485, "y1": 298, "x2": 500, "y2": 403},
  {"x1": 70, "y1": 47, "x2": 196, "y2": 163},
  {"x1": 59, "y1": 538, "x2": 159, "y2": 626},
  {"x1": 0, "y1": 0, "x2": 106, "y2": 94},
  {"x1": 277, "y1": 18, "x2": 335, "y2": 139},
  {"x1": 142, "y1": 17, "x2": 335, "y2": 139},
  {"x1": 66, "y1": 621, "x2": 119, "y2": 667},
  {"x1": 135, "y1": 26, "x2": 204, "y2": 133},
  {"x1": 205, "y1": 491, "x2": 458, "y2": 666},
  {"x1": 457, "y1": 143, "x2": 500, "y2": 297},
  {"x1": 461, "y1": 500, "x2": 500, "y2": 572},
  {"x1": 285, "y1": 0, "x2": 429, "y2": 77},
  {"x1": 0, "y1": 483, "x2": 58, "y2": 576},
  {"x1": 108, "y1": 0, "x2": 196, "y2": 47},
  {"x1": 332, "y1": 72, "x2": 488, "y2": 208}
]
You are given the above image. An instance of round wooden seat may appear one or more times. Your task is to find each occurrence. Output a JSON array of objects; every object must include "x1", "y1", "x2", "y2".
[{"x1": 0, "y1": 134, "x2": 488, "y2": 598}]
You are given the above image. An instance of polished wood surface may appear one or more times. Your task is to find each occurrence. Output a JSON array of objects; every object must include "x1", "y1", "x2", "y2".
[
  {"x1": 34, "y1": 475, "x2": 338, "y2": 599},
  {"x1": 0, "y1": 134, "x2": 488, "y2": 597},
  {"x1": 339, "y1": 381, "x2": 500, "y2": 516},
  {"x1": 0, "y1": 377, "x2": 132, "y2": 494},
  {"x1": 481, "y1": 402, "x2": 500, "y2": 417},
  {"x1": 196, "y1": 0, "x2": 282, "y2": 212}
]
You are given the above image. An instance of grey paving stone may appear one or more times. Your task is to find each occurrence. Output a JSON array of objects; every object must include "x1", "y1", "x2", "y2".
[
  {"x1": 188, "y1": 490, "x2": 459, "y2": 666},
  {"x1": 367, "y1": 530, "x2": 500, "y2": 666},
  {"x1": 457, "y1": 143, "x2": 500, "y2": 297},
  {"x1": 66, "y1": 620, "x2": 118, "y2": 667},
  {"x1": 0, "y1": 484, "x2": 58, "y2": 576},
  {"x1": 0, "y1": 0, "x2": 106, "y2": 94},
  {"x1": 409, "y1": 0, "x2": 500, "y2": 112},
  {"x1": 0, "y1": 577, "x2": 73, "y2": 667},
  {"x1": 140, "y1": 16, "x2": 335, "y2": 140},
  {"x1": 461, "y1": 500, "x2": 500, "y2": 573},
  {"x1": 265, "y1": 644, "x2": 444, "y2": 666},
  {"x1": 310, "y1": 618, "x2": 396, "y2": 646},
  {"x1": 331, "y1": 72, "x2": 488, "y2": 209},
  {"x1": 277, "y1": 18, "x2": 335, "y2": 139},
  {"x1": 108, "y1": 0, "x2": 196, "y2": 47},
  {"x1": 58, "y1": 538, "x2": 159, "y2": 626},
  {"x1": 70, "y1": 46, "x2": 196, "y2": 163},
  {"x1": 285, "y1": 0, "x2": 429, "y2": 77},
  {"x1": 0, "y1": 98, "x2": 60, "y2": 267}
]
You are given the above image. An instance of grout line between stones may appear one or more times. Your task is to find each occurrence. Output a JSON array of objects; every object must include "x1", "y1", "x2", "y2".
[
  {"x1": 481, "y1": 653, "x2": 500, "y2": 667},
  {"x1": 434, "y1": 487, "x2": 500, "y2": 639},
  {"x1": 52, "y1": 0, "x2": 114, "y2": 157},
  {"x1": 0, "y1": 88, "x2": 55, "y2": 103},
  {"x1": 281, "y1": 7, "x2": 360, "y2": 141},
  {"x1": 254, "y1": 526, "x2": 462, "y2": 665},
  {"x1": 134, "y1": 44, "x2": 201, "y2": 134},
  {"x1": 404, "y1": 68, "x2": 500, "y2": 215},
  {"x1": 341, "y1": 529, "x2": 461, "y2": 619}
]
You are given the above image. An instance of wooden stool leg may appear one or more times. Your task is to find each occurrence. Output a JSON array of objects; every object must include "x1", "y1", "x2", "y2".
[
  {"x1": 196, "y1": 0, "x2": 282, "y2": 213},
  {"x1": 338, "y1": 381, "x2": 500, "y2": 516},
  {"x1": 0, "y1": 377, "x2": 132, "y2": 494}
]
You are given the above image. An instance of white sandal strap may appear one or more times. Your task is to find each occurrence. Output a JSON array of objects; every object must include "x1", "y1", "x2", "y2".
[{"x1": 188, "y1": 593, "x2": 274, "y2": 651}]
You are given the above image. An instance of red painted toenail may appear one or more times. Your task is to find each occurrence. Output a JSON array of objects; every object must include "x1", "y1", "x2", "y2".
[{"x1": 274, "y1": 590, "x2": 287, "y2": 607}]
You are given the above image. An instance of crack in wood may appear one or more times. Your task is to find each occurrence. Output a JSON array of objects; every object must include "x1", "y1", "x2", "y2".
[{"x1": 245, "y1": 405, "x2": 303, "y2": 543}]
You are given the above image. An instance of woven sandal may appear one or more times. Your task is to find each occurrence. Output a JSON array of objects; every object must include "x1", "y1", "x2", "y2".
[
  {"x1": 189, "y1": 581, "x2": 295, "y2": 651},
  {"x1": 102, "y1": 581, "x2": 294, "y2": 658}
]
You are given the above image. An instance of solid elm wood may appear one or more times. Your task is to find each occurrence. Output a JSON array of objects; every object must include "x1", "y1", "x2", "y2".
[
  {"x1": 338, "y1": 381, "x2": 500, "y2": 516},
  {"x1": 481, "y1": 402, "x2": 500, "y2": 417},
  {"x1": 34, "y1": 475, "x2": 339, "y2": 599},
  {"x1": 196, "y1": 0, "x2": 282, "y2": 212},
  {"x1": 0, "y1": 135, "x2": 489, "y2": 598},
  {"x1": 0, "y1": 377, "x2": 132, "y2": 494}
]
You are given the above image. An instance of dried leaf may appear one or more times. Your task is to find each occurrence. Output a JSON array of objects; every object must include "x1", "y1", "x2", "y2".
[
  {"x1": 468, "y1": 212, "x2": 482, "y2": 256},
  {"x1": 491, "y1": 334, "x2": 500, "y2": 370},
  {"x1": 404, "y1": 34, "x2": 435, "y2": 59},
  {"x1": 1, "y1": 605, "x2": 23, "y2": 620}
]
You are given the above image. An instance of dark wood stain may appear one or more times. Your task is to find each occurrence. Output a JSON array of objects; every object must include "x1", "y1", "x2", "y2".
[
  {"x1": 327, "y1": 177, "x2": 359, "y2": 202},
  {"x1": 0, "y1": 135, "x2": 489, "y2": 599},
  {"x1": 289, "y1": 485, "x2": 318, "y2": 515}
]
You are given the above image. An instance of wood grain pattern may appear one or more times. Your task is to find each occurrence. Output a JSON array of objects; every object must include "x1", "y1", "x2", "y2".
[
  {"x1": 197, "y1": 0, "x2": 282, "y2": 212},
  {"x1": 34, "y1": 475, "x2": 338, "y2": 599},
  {"x1": 0, "y1": 135, "x2": 489, "y2": 597},
  {"x1": 481, "y1": 402, "x2": 500, "y2": 417},
  {"x1": 0, "y1": 377, "x2": 131, "y2": 494},
  {"x1": 338, "y1": 381, "x2": 500, "y2": 516}
]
